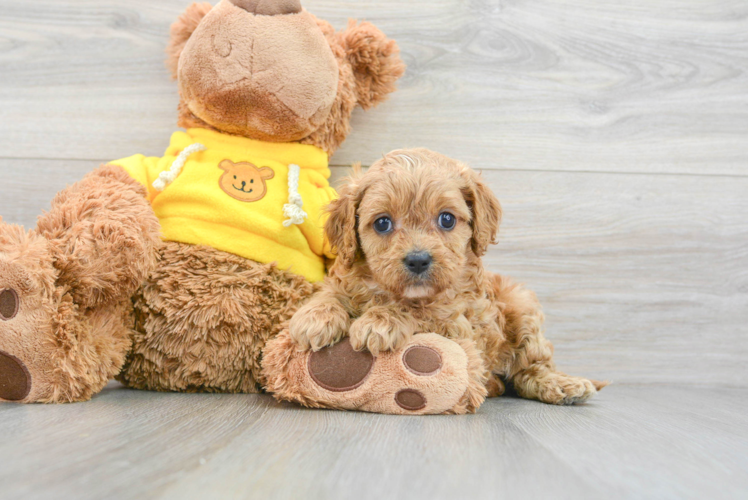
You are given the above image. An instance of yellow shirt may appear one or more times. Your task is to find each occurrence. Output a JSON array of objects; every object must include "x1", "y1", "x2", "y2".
[{"x1": 110, "y1": 128, "x2": 337, "y2": 282}]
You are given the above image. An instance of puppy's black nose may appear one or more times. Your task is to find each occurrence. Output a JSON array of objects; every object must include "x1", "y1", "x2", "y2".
[{"x1": 404, "y1": 252, "x2": 432, "y2": 275}]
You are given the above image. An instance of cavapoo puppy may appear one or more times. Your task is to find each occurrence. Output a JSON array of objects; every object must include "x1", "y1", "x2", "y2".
[{"x1": 290, "y1": 148, "x2": 606, "y2": 405}]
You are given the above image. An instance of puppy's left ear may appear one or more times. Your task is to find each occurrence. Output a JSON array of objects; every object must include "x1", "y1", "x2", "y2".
[
  {"x1": 462, "y1": 170, "x2": 502, "y2": 257},
  {"x1": 340, "y1": 21, "x2": 406, "y2": 109},
  {"x1": 325, "y1": 170, "x2": 365, "y2": 271}
]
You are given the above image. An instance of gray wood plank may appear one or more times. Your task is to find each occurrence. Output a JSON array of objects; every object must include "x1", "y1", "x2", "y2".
[
  {"x1": 483, "y1": 168, "x2": 748, "y2": 387},
  {"x1": 0, "y1": 384, "x2": 745, "y2": 500},
  {"x1": 1, "y1": 0, "x2": 747, "y2": 175},
  {"x1": 1, "y1": 159, "x2": 746, "y2": 386},
  {"x1": 499, "y1": 384, "x2": 748, "y2": 500}
]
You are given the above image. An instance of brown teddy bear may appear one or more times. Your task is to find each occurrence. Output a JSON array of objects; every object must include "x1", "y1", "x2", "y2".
[{"x1": 0, "y1": 0, "x2": 486, "y2": 413}]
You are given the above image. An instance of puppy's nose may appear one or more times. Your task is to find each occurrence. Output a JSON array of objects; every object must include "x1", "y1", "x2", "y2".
[
  {"x1": 229, "y1": 0, "x2": 302, "y2": 15},
  {"x1": 404, "y1": 252, "x2": 432, "y2": 275}
]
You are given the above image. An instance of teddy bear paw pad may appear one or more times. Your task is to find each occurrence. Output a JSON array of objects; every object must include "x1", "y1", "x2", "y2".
[
  {"x1": 0, "y1": 351, "x2": 31, "y2": 401},
  {"x1": 394, "y1": 389, "x2": 427, "y2": 411},
  {"x1": 308, "y1": 339, "x2": 373, "y2": 391},
  {"x1": 0, "y1": 288, "x2": 19, "y2": 320},
  {"x1": 402, "y1": 345, "x2": 442, "y2": 375}
]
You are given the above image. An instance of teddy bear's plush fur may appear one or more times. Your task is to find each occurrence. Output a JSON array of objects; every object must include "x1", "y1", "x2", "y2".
[{"x1": 0, "y1": 0, "x2": 409, "y2": 403}]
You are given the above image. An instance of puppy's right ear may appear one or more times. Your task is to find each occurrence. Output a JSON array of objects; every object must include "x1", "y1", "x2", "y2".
[
  {"x1": 461, "y1": 169, "x2": 502, "y2": 258},
  {"x1": 166, "y1": 2, "x2": 213, "y2": 79},
  {"x1": 325, "y1": 171, "x2": 364, "y2": 271}
]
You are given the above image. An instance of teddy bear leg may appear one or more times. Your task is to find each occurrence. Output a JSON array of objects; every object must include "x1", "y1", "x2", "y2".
[
  {"x1": 262, "y1": 331, "x2": 489, "y2": 415},
  {"x1": 0, "y1": 165, "x2": 160, "y2": 402},
  {"x1": 117, "y1": 242, "x2": 316, "y2": 394},
  {"x1": 0, "y1": 235, "x2": 133, "y2": 403},
  {"x1": 0, "y1": 225, "x2": 69, "y2": 403}
]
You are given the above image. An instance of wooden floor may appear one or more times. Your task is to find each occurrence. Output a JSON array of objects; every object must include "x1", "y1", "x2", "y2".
[
  {"x1": 0, "y1": 383, "x2": 745, "y2": 500},
  {"x1": 0, "y1": 0, "x2": 747, "y2": 498}
]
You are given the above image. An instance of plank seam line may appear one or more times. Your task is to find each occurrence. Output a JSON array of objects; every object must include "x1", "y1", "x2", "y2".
[
  {"x1": 332, "y1": 165, "x2": 748, "y2": 179},
  {"x1": 2, "y1": 157, "x2": 747, "y2": 180}
]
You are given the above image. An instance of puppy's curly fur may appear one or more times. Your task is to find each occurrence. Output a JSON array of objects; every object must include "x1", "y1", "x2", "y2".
[{"x1": 291, "y1": 148, "x2": 607, "y2": 405}]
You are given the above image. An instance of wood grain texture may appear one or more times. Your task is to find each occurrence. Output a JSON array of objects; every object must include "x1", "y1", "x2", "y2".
[
  {"x1": 0, "y1": 384, "x2": 745, "y2": 500},
  {"x1": 0, "y1": 0, "x2": 747, "y2": 175}
]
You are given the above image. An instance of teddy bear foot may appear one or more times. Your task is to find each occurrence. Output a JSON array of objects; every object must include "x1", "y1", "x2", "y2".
[
  {"x1": 0, "y1": 230, "x2": 58, "y2": 403},
  {"x1": 0, "y1": 285, "x2": 31, "y2": 402},
  {"x1": 262, "y1": 331, "x2": 488, "y2": 415},
  {"x1": 0, "y1": 221, "x2": 133, "y2": 403},
  {"x1": 0, "y1": 254, "x2": 127, "y2": 404}
]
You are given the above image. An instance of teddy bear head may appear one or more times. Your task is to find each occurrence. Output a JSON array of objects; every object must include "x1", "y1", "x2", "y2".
[{"x1": 166, "y1": 0, "x2": 405, "y2": 155}]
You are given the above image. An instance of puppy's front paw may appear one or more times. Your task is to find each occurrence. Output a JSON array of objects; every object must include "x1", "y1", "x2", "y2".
[
  {"x1": 289, "y1": 300, "x2": 349, "y2": 351},
  {"x1": 537, "y1": 374, "x2": 602, "y2": 405},
  {"x1": 349, "y1": 307, "x2": 414, "y2": 356}
]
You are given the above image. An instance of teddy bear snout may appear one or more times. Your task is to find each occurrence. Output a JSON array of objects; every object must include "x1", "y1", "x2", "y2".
[
  {"x1": 178, "y1": 0, "x2": 340, "y2": 142},
  {"x1": 228, "y1": 0, "x2": 302, "y2": 16}
]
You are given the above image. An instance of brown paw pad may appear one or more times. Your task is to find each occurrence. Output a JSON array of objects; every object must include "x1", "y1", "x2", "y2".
[
  {"x1": 0, "y1": 351, "x2": 31, "y2": 401},
  {"x1": 403, "y1": 345, "x2": 442, "y2": 375},
  {"x1": 395, "y1": 389, "x2": 427, "y2": 411},
  {"x1": 308, "y1": 339, "x2": 374, "y2": 392},
  {"x1": 0, "y1": 288, "x2": 19, "y2": 321}
]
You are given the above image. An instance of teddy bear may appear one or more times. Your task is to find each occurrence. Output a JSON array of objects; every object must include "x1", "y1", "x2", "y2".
[{"x1": 0, "y1": 0, "x2": 487, "y2": 414}]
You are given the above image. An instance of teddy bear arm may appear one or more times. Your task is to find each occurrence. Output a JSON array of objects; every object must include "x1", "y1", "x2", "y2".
[
  {"x1": 36, "y1": 163, "x2": 161, "y2": 311},
  {"x1": 262, "y1": 330, "x2": 488, "y2": 415}
]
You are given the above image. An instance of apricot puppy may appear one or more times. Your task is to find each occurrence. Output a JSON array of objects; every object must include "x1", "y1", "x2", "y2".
[{"x1": 290, "y1": 148, "x2": 607, "y2": 405}]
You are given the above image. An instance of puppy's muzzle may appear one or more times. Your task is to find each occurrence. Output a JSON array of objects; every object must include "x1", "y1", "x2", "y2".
[{"x1": 404, "y1": 251, "x2": 432, "y2": 276}]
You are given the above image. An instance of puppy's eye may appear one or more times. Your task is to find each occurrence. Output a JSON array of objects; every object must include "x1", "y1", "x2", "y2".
[
  {"x1": 438, "y1": 212, "x2": 456, "y2": 231},
  {"x1": 373, "y1": 216, "x2": 393, "y2": 234}
]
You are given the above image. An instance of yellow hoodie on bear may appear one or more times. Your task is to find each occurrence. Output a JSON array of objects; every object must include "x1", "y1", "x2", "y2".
[{"x1": 110, "y1": 128, "x2": 337, "y2": 282}]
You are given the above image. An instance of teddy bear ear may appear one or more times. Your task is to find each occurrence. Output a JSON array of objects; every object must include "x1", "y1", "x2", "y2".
[
  {"x1": 340, "y1": 20, "x2": 406, "y2": 110},
  {"x1": 165, "y1": 2, "x2": 213, "y2": 79}
]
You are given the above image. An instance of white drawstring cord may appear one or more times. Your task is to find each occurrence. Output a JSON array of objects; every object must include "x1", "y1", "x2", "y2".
[
  {"x1": 152, "y1": 143, "x2": 207, "y2": 192},
  {"x1": 282, "y1": 163, "x2": 307, "y2": 227}
]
